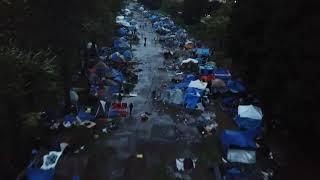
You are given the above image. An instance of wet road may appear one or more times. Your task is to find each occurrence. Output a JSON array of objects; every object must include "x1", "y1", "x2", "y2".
[{"x1": 84, "y1": 5, "x2": 202, "y2": 180}]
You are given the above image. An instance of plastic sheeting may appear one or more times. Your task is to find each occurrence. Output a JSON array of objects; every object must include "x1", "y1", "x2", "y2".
[
  {"x1": 220, "y1": 130, "x2": 257, "y2": 150},
  {"x1": 188, "y1": 80, "x2": 208, "y2": 90},
  {"x1": 227, "y1": 149, "x2": 256, "y2": 164}
]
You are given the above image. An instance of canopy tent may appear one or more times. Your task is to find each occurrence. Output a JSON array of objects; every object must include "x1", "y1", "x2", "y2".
[
  {"x1": 227, "y1": 80, "x2": 246, "y2": 93},
  {"x1": 235, "y1": 105, "x2": 263, "y2": 130},
  {"x1": 220, "y1": 129, "x2": 257, "y2": 150},
  {"x1": 188, "y1": 80, "x2": 208, "y2": 90}
]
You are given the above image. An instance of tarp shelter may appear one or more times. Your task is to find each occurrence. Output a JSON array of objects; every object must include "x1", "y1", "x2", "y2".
[
  {"x1": 220, "y1": 130, "x2": 257, "y2": 151},
  {"x1": 26, "y1": 168, "x2": 54, "y2": 180},
  {"x1": 185, "y1": 40, "x2": 194, "y2": 49},
  {"x1": 227, "y1": 80, "x2": 246, "y2": 93},
  {"x1": 184, "y1": 87, "x2": 204, "y2": 109},
  {"x1": 173, "y1": 74, "x2": 197, "y2": 90},
  {"x1": 188, "y1": 80, "x2": 208, "y2": 90},
  {"x1": 214, "y1": 68, "x2": 232, "y2": 81},
  {"x1": 236, "y1": 105, "x2": 263, "y2": 130},
  {"x1": 193, "y1": 48, "x2": 211, "y2": 57}
]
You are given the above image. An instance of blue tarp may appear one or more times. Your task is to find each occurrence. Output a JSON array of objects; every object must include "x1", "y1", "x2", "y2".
[
  {"x1": 110, "y1": 52, "x2": 124, "y2": 62},
  {"x1": 111, "y1": 69, "x2": 125, "y2": 83},
  {"x1": 193, "y1": 48, "x2": 211, "y2": 57},
  {"x1": 77, "y1": 110, "x2": 94, "y2": 121},
  {"x1": 220, "y1": 130, "x2": 257, "y2": 151},
  {"x1": 214, "y1": 68, "x2": 232, "y2": 81},
  {"x1": 200, "y1": 65, "x2": 215, "y2": 76},
  {"x1": 64, "y1": 115, "x2": 76, "y2": 124},
  {"x1": 113, "y1": 39, "x2": 130, "y2": 51},
  {"x1": 26, "y1": 168, "x2": 54, "y2": 180},
  {"x1": 173, "y1": 74, "x2": 196, "y2": 90},
  {"x1": 123, "y1": 50, "x2": 133, "y2": 60},
  {"x1": 227, "y1": 80, "x2": 246, "y2": 93},
  {"x1": 118, "y1": 27, "x2": 127, "y2": 36},
  {"x1": 184, "y1": 87, "x2": 203, "y2": 109},
  {"x1": 235, "y1": 115, "x2": 262, "y2": 130}
]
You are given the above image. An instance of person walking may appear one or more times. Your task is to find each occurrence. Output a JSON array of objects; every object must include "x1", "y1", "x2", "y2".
[
  {"x1": 129, "y1": 102, "x2": 133, "y2": 116},
  {"x1": 144, "y1": 37, "x2": 147, "y2": 46}
]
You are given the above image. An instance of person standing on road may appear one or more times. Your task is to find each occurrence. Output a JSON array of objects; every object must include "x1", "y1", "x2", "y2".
[
  {"x1": 129, "y1": 102, "x2": 133, "y2": 116},
  {"x1": 144, "y1": 37, "x2": 147, "y2": 46}
]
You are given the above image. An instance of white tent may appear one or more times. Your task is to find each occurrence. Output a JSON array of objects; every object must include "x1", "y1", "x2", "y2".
[
  {"x1": 181, "y1": 58, "x2": 198, "y2": 65},
  {"x1": 188, "y1": 80, "x2": 208, "y2": 90},
  {"x1": 238, "y1": 105, "x2": 263, "y2": 120}
]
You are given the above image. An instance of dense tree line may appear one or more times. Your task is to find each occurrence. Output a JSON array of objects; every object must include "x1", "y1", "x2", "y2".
[
  {"x1": 0, "y1": 0, "x2": 123, "y2": 178},
  {"x1": 229, "y1": 0, "x2": 320, "y2": 143}
]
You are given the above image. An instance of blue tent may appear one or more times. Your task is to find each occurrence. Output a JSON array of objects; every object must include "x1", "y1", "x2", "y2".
[
  {"x1": 149, "y1": 15, "x2": 158, "y2": 22},
  {"x1": 227, "y1": 80, "x2": 246, "y2": 93},
  {"x1": 110, "y1": 52, "x2": 124, "y2": 62},
  {"x1": 214, "y1": 68, "x2": 232, "y2": 81},
  {"x1": 235, "y1": 105, "x2": 263, "y2": 130},
  {"x1": 26, "y1": 168, "x2": 54, "y2": 180},
  {"x1": 123, "y1": 50, "x2": 133, "y2": 60},
  {"x1": 113, "y1": 39, "x2": 130, "y2": 51},
  {"x1": 220, "y1": 130, "x2": 256, "y2": 151},
  {"x1": 77, "y1": 110, "x2": 94, "y2": 121},
  {"x1": 118, "y1": 27, "x2": 127, "y2": 37},
  {"x1": 200, "y1": 65, "x2": 215, "y2": 76},
  {"x1": 111, "y1": 69, "x2": 125, "y2": 83}
]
